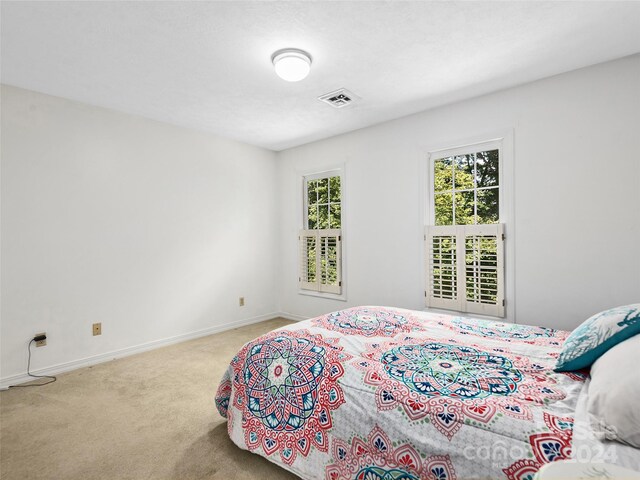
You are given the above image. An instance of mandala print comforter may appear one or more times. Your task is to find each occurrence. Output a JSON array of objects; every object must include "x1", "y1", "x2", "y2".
[{"x1": 215, "y1": 306, "x2": 586, "y2": 480}]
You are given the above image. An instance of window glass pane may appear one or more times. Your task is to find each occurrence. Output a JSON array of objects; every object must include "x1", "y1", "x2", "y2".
[
  {"x1": 476, "y1": 150, "x2": 499, "y2": 187},
  {"x1": 453, "y1": 154, "x2": 474, "y2": 190},
  {"x1": 316, "y1": 177, "x2": 329, "y2": 203},
  {"x1": 329, "y1": 176, "x2": 341, "y2": 203},
  {"x1": 307, "y1": 204, "x2": 318, "y2": 229},
  {"x1": 317, "y1": 204, "x2": 330, "y2": 229},
  {"x1": 432, "y1": 148, "x2": 500, "y2": 227},
  {"x1": 434, "y1": 192, "x2": 453, "y2": 226},
  {"x1": 434, "y1": 157, "x2": 453, "y2": 192},
  {"x1": 306, "y1": 174, "x2": 342, "y2": 231},
  {"x1": 455, "y1": 190, "x2": 475, "y2": 225},
  {"x1": 329, "y1": 204, "x2": 341, "y2": 229},
  {"x1": 307, "y1": 179, "x2": 317, "y2": 206},
  {"x1": 477, "y1": 188, "x2": 499, "y2": 224}
]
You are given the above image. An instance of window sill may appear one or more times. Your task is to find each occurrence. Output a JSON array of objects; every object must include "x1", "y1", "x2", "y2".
[{"x1": 298, "y1": 289, "x2": 347, "y2": 302}]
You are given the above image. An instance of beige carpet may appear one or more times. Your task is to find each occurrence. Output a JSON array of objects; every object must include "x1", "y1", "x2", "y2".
[{"x1": 0, "y1": 318, "x2": 300, "y2": 480}]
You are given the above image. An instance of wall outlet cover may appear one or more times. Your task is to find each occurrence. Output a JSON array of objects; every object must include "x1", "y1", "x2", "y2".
[{"x1": 35, "y1": 332, "x2": 47, "y2": 347}]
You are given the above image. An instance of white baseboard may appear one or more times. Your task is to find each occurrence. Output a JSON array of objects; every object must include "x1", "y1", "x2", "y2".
[
  {"x1": 277, "y1": 311, "x2": 309, "y2": 322},
  {"x1": 0, "y1": 312, "x2": 280, "y2": 390}
]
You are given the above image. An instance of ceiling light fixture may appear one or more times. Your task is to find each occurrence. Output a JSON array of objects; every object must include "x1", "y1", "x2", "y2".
[{"x1": 271, "y1": 48, "x2": 312, "y2": 82}]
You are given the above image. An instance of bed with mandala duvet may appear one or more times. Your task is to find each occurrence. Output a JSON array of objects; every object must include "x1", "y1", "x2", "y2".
[{"x1": 215, "y1": 305, "x2": 640, "y2": 479}]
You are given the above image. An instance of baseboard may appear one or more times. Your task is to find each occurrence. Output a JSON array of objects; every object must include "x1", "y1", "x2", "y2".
[
  {"x1": 277, "y1": 311, "x2": 309, "y2": 322},
  {"x1": 0, "y1": 312, "x2": 279, "y2": 390}
]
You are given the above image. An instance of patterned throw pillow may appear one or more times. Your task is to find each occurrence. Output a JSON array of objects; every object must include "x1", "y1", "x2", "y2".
[{"x1": 555, "y1": 304, "x2": 640, "y2": 372}]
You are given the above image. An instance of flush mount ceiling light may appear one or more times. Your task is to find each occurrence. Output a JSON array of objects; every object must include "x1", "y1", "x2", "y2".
[{"x1": 271, "y1": 48, "x2": 312, "y2": 82}]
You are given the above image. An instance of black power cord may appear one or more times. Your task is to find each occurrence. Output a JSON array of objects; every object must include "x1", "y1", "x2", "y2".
[{"x1": 8, "y1": 337, "x2": 57, "y2": 388}]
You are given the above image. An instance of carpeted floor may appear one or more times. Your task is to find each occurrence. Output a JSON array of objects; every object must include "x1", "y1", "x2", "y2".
[{"x1": 0, "y1": 318, "x2": 300, "y2": 480}]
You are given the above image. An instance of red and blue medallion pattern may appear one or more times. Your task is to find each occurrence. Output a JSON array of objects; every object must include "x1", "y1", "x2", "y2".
[
  {"x1": 503, "y1": 413, "x2": 574, "y2": 480},
  {"x1": 215, "y1": 307, "x2": 587, "y2": 479},
  {"x1": 440, "y1": 317, "x2": 568, "y2": 346},
  {"x1": 311, "y1": 306, "x2": 422, "y2": 337},
  {"x1": 354, "y1": 337, "x2": 566, "y2": 439},
  {"x1": 326, "y1": 425, "x2": 456, "y2": 480},
  {"x1": 215, "y1": 376, "x2": 232, "y2": 417},
  {"x1": 223, "y1": 329, "x2": 351, "y2": 466},
  {"x1": 381, "y1": 343, "x2": 523, "y2": 399}
]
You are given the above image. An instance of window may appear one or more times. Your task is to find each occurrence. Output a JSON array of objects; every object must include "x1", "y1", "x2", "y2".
[
  {"x1": 299, "y1": 172, "x2": 342, "y2": 295},
  {"x1": 426, "y1": 143, "x2": 505, "y2": 317},
  {"x1": 433, "y1": 149, "x2": 499, "y2": 226}
]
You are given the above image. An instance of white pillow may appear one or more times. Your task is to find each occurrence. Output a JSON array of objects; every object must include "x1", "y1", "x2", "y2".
[{"x1": 587, "y1": 333, "x2": 640, "y2": 448}]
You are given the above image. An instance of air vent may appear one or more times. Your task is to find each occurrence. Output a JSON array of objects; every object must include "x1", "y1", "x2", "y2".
[{"x1": 318, "y1": 88, "x2": 359, "y2": 108}]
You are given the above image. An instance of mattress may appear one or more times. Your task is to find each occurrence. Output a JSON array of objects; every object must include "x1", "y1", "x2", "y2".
[{"x1": 215, "y1": 306, "x2": 593, "y2": 479}]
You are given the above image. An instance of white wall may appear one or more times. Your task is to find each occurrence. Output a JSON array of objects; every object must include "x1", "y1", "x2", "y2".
[
  {"x1": 2, "y1": 55, "x2": 639, "y2": 386},
  {"x1": 276, "y1": 54, "x2": 640, "y2": 330},
  {"x1": 1, "y1": 85, "x2": 279, "y2": 384}
]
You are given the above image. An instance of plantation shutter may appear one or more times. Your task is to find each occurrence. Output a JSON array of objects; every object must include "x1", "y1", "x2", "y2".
[
  {"x1": 425, "y1": 226, "x2": 462, "y2": 312},
  {"x1": 299, "y1": 229, "x2": 342, "y2": 294},
  {"x1": 426, "y1": 224, "x2": 504, "y2": 317},
  {"x1": 463, "y1": 224, "x2": 504, "y2": 317},
  {"x1": 299, "y1": 231, "x2": 318, "y2": 291}
]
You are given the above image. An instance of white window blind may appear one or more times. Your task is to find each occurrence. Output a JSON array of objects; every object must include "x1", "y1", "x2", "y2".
[
  {"x1": 299, "y1": 229, "x2": 342, "y2": 294},
  {"x1": 426, "y1": 224, "x2": 504, "y2": 317}
]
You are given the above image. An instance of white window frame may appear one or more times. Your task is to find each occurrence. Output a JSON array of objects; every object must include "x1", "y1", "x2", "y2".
[
  {"x1": 298, "y1": 168, "x2": 347, "y2": 301},
  {"x1": 423, "y1": 132, "x2": 515, "y2": 321}
]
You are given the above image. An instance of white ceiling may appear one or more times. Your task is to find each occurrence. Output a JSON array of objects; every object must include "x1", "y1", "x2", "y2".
[{"x1": 2, "y1": 1, "x2": 640, "y2": 151}]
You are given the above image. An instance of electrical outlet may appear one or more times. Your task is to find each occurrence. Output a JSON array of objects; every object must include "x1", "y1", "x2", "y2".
[
  {"x1": 239, "y1": 297, "x2": 245, "y2": 307},
  {"x1": 35, "y1": 332, "x2": 47, "y2": 347},
  {"x1": 93, "y1": 323, "x2": 102, "y2": 336}
]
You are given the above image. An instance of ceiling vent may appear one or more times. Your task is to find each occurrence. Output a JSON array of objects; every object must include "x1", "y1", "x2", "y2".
[{"x1": 318, "y1": 88, "x2": 359, "y2": 108}]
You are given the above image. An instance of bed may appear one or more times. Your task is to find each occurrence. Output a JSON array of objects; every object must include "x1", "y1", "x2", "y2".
[{"x1": 214, "y1": 306, "x2": 631, "y2": 479}]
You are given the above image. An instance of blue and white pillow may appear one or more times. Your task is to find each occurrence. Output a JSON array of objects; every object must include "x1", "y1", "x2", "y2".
[{"x1": 555, "y1": 304, "x2": 640, "y2": 372}]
